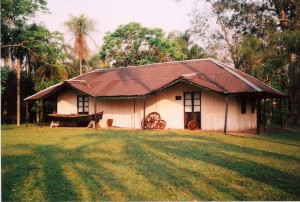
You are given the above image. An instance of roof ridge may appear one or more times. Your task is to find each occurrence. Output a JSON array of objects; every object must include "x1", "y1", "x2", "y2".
[
  {"x1": 123, "y1": 58, "x2": 211, "y2": 69},
  {"x1": 85, "y1": 81, "x2": 95, "y2": 97},
  {"x1": 182, "y1": 74, "x2": 224, "y2": 92},
  {"x1": 65, "y1": 79, "x2": 95, "y2": 97},
  {"x1": 67, "y1": 80, "x2": 87, "y2": 82},
  {"x1": 83, "y1": 58, "x2": 213, "y2": 73},
  {"x1": 210, "y1": 58, "x2": 263, "y2": 92}
]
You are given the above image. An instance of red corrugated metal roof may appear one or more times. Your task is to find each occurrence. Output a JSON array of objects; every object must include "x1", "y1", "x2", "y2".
[
  {"x1": 182, "y1": 74, "x2": 224, "y2": 93},
  {"x1": 24, "y1": 82, "x2": 64, "y2": 100},
  {"x1": 65, "y1": 80, "x2": 95, "y2": 96},
  {"x1": 25, "y1": 58, "x2": 285, "y2": 100}
]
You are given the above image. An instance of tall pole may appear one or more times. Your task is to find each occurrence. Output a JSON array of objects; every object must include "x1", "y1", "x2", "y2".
[
  {"x1": 224, "y1": 95, "x2": 229, "y2": 133},
  {"x1": 26, "y1": 101, "x2": 29, "y2": 127},
  {"x1": 17, "y1": 57, "x2": 21, "y2": 127},
  {"x1": 40, "y1": 100, "x2": 44, "y2": 127},
  {"x1": 133, "y1": 99, "x2": 136, "y2": 128},
  {"x1": 79, "y1": 54, "x2": 83, "y2": 75},
  {"x1": 94, "y1": 97, "x2": 97, "y2": 129},
  {"x1": 257, "y1": 99, "x2": 261, "y2": 135},
  {"x1": 143, "y1": 97, "x2": 146, "y2": 130},
  {"x1": 263, "y1": 99, "x2": 266, "y2": 132},
  {"x1": 271, "y1": 98, "x2": 274, "y2": 125},
  {"x1": 284, "y1": 97, "x2": 287, "y2": 128},
  {"x1": 279, "y1": 98, "x2": 283, "y2": 128}
]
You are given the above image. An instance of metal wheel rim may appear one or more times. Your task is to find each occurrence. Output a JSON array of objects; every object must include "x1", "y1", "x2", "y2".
[{"x1": 188, "y1": 120, "x2": 198, "y2": 130}]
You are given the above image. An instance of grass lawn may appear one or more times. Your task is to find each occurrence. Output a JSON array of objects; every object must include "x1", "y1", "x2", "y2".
[{"x1": 2, "y1": 125, "x2": 300, "y2": 201}]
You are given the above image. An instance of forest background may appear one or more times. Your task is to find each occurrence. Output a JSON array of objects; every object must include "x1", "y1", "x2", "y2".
[{"x1": 1, "y1": 0, "x2": 299, "y2": 125}]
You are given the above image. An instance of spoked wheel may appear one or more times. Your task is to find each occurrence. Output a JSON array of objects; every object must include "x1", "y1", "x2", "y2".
[
  {"x1": 145, "y1": 112, "x2": 161, "y2": 129},
  {"x1": 141, "y1": 118, "x2": 148, "y2": 129},
  {"x1": 188, "y1": 120, "x2": 198, "y2": 130},
  {"x1": 156, "y1": 120, "x2": 166, "y2": 129}
]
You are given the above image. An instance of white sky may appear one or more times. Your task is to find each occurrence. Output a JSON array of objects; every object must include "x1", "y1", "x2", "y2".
[{"x1": 33, "y1": 0, "x2": 199, "y2": 53}]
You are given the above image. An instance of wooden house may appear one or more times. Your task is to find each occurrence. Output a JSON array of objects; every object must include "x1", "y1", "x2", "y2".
[{"x1": 25, "y1": 58, "x2": 284, "y2": 132}]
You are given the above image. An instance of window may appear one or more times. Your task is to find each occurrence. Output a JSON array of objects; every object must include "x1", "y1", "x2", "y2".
[
  {"x1": 241, "y1": 97, "x2": 246, "y2": 114},
  {"x1": 184, "y1": 92, "x2": 201, "y2": 112},
  {"x1": 78, "y1": 96, "x2": 89, "y2": 114}
]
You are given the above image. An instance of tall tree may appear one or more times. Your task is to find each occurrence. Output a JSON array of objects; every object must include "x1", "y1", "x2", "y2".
[
  {"x1": 191, "y1": 0, "x2": 300, "y2": 124},
  {"x1": 64, "y1": 14, "x2": 96, "y2": 75},
  {"x1": 1, "y1": 23, "x2": 68, "y2": 124},
  {"x1": 99, "y1": 22, "x2": 187, "y2": 67},
  {"x1": 1, "y1": 0, "x2": 48, "y2": 126}
]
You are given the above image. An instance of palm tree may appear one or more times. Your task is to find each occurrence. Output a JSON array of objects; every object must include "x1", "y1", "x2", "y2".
[
  {"x1": 64, "y1": 14, "x2": 95, "y2": 75},
  {"x1": 168, "y1": 31, "x2": 207, "y2": 59}
]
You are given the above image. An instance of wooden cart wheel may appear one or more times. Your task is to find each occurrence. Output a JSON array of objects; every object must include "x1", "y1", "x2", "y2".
[
  {"x1": 156, "y1": 120, "x2": 166, "y2": 129},
  {"x1": 141, "y1": 118, "x2": 148, "y2": 129},
  {"x1": 145, "y1": 112, "x2": 161, "y2": 129},
  {"x1": 141, "y1": 115, "x2": 155, "y2": 129},
  {"x1": 188, "y1": 120, "x2": 198, "y2": 130}
]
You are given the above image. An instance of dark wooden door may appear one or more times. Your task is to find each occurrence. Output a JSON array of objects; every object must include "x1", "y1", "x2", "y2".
[{"x1": 184, "y1": 92, "x2": 201, "y2": 129}]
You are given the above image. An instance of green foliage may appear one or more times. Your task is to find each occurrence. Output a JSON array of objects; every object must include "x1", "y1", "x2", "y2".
[
  {"x1": 1, "y1": 0, "x2": 48, "y2": 56},
  {"x1": 64, "y1": 14, "x2": 95, "y2": 38},
  {"x1": 34, "y1": 79, "x2": 60, "y2": 93},
  {"x1": 19, "y1": 24, "x2": 65, "y2": 60},
  {"x1": 236, "y1": 30, "x2": 300, "y2": 94},
  {"x1": 1, "y1": 67, "x2": 10, "y2": 93},
  {"x1": 1, "y1": 1, "x2": 71, "y2": 124},
  {"x1": 1, "y1": 0, "x2": 48, "y2": 25},
  {"x1": 2, "y1": 126, "x2": 300, "y2": 200},
  {"x1": 99, "y1": 22, "x2": 187, "y2": 67},
  {"x1": 168, "y1": 31, "x2": 207, "y2": 59},
  {"x1": 1, "y1": 70, "x2": 35, "y2": 124},
  {"x1": 16, "y1": 24, "x2": 68, "y2": 85},
  {"x1": 87, "y1": 54, "x2": 105, "y2": 70},
  {"x1": 1, "y1": 1, "x2": 68, "y2": 84},
  {"x1": 191, "y1": 0, "x2": 300, "y2": 123}
]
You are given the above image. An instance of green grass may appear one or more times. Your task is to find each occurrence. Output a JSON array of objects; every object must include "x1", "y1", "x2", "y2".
[{"x1": 2, "y1": 125, "x2": 300, "y2": 201}]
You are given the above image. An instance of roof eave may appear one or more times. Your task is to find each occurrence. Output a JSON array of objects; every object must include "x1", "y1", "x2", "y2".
[{"x1": 24, "y1": 82, "x2": 64, "y2": 101}]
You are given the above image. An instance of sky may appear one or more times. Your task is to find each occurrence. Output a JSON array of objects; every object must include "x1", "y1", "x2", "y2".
[{"x1": 33, "y1": 0, "x2": 198, "y2": 53}]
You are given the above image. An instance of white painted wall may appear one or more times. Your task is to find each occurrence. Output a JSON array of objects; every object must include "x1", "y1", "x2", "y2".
[
  {"x1": 95, "y1": 83, "x2": 185, "y2": 129},
  {"x1": 56, "y1": 83, "x2": 256, "y2": 131},
  {"x1": 201, "y1": 91, "x2": 256, "y2": 131},
  {"x1": 57, "y1": 89, "x2": 78, "y2": 114}
]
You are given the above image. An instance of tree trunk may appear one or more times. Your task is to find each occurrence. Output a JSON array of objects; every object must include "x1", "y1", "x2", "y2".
[
  {"x1": 79, "y1": 54, "x2": 83, "y2": 75},
  {"x1": 17, "y1": 57, "x2": 21, "y2": 126}
]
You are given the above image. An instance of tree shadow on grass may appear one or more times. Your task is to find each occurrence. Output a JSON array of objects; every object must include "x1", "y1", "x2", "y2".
[
  {"x1": 148, "y1": 132, "x2": 300, "y2": 163},
  {"x1": 3, "y1": 130, "x2": 299, "y2": 201},
  {"x1": 2, "y1": 141, "x2": 134, "y2": 201},
  {"x1": 2, "y1": 145, "x2": 79, "y2": 201},
  {"x1": 141, "y1": 133, "x2": 300, "y2": 199},
  {"x1": 124, "y1": 141, "x2": 248, "y2": 200},
  {"x1": 80, "y1": 131, "x2": 300, "y2": 200},
  {"x1": 2, "y1": 154, "x2": 36, "y2": 201},
  {"x1": 1, "y1": 125, "x2": 15, "y2": 130},
  {"x1": 36, "y1": 146, "x2": 79, "y2": 201},
  {"x1": 260, "y1": 128, "x2": 300, "y2": 147}
]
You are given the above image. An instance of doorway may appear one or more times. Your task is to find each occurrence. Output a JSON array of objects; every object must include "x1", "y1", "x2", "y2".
[{"x1": 184, "y1": 92, "x2": 201, "y2": 129}]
